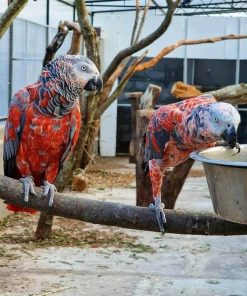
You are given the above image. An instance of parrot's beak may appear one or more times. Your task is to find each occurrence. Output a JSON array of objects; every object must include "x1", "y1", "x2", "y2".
[
  {"x1": 222, "y1": 126, "x2": 238, "y2": 149},
  {"x1": 84, "y1": 75, "x2": 103, "y2": 93}
]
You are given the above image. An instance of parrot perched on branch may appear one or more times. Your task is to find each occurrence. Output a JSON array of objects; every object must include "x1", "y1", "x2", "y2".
[
  {"x1": 144, "y1": 94, "x2": 241, "y2": 233},
  {"x1": 4, "y1": 55, "x2": 102, "y2": 213}
]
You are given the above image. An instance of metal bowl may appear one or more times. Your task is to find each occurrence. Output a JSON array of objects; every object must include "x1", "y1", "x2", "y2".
[{"x1": 190, "y1": 145, "x2": 247, "y2": 224}]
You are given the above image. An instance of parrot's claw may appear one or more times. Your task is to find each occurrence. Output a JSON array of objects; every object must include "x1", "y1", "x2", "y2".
[
  {"x1": 149, "y1": 200, "x2": 166, "y2": 234},
  {"x1": 235, "y1": 143, "x2": 241, "y2": 154},
  {"x1": 41, "y1": 181, "x2": 57, "y2": 207},
  {"x1": 20, "y1": 176, "x2": 37, "y2": 203}
]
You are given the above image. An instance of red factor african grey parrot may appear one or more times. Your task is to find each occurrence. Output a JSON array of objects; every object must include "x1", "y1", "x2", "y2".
[
  {"x1": 4, "y1": 55, "x2": 102, "y2": 213},
  {"x1": 144, "y1": 94, "x2": 241, "y2": 233}
]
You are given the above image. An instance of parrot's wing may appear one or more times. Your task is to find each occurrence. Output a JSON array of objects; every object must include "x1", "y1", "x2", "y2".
[
  {"x1": 3, "y1": 90, "x2": 30, "y2": 177},
  {"x1": 144, "y1": 115, "x2": 170, "y2": 162},
  {"x1": 60, "y1": 104, "x2": 81, "y2": 169}
]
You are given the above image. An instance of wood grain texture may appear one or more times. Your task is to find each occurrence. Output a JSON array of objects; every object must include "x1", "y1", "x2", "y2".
[{"x1": 1, "y1": 175, "x2": 247, "y2": 235}]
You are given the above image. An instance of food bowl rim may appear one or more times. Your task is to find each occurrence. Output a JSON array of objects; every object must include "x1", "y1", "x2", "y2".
[{"x1": 190, "y1": 145, "x2": 247, "y2": 168}]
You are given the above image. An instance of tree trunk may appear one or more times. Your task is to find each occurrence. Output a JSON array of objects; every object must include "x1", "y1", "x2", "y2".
[
  {"x1": 1, "y1": 175, "x2": 247, "y2": 235},
  {"x1": 35, "y1": 213, "x2": 54, "y2": 239},
  {"x1": 162, "y1": 159, "x2": 195, "y2": 209},
  {"x1": 36, "y1": 21, "x2": 82, "y2": 239}
]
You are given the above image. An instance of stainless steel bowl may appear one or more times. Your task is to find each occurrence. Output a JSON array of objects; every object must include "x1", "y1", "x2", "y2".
[{"x1": 190, "y1": 145, "x2": 247, "y2": 224}]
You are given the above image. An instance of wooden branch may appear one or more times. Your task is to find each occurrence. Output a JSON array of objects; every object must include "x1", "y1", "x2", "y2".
[
  {"x1": 98, "y1": 0, "x2": 151, "y2": 108},
  {"x1": 134, "y1": 34, "x2": 247, "y2": 73},
  {"x1": 64, "y1": 21, "x2": 82, "y2": 55},
  {"x1": 75, "y1": 0, "x2": 101, "y2": 69},
  {"x1": 99, "y1": 56, "x2": 132, "y2": 107},
  {"x1": 103, "y1": 0, "x2": 180, "y2": 83},
  {"x1": 133, "y1": 0, "x2": 151, "y2": 45},
  {"x1": 171, "y1": 81, "x2": 247, "y2": 105},
  {"x1": 210, "y1": 83, "x2": 247, "y2": 105},
  {"x1": 43, "y1": 21, "x2": 69, "y2": 67},
  {"x1": 130, "y1": 0, "x2": 141, "y2": 46},
  {"x1": 96, "y1": 51, "x2": 148, "y2": 117},
  {"x1": 0, "y1": 0, "x2": 28, "y2": 39},
  {"x1": 1, "y1": 175, "x2": 247, "y2": 235}
]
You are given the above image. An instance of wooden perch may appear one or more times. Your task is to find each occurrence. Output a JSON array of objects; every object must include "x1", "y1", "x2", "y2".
[
  {"x1": 171, "y1": 81, "x2": 247, "y2": 105},
  {"x1": 1, "y1": 175, "x2": 247, "y2": 235}
]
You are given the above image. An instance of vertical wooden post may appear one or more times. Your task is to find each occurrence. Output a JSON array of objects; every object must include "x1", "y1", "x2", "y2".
[
  {"x1": 125, "y1": 92, "x2": 143, "y2": 163},
  {"x1": 136, "y1": 110, "x2": 154, "y2": 206},
  {"x1": 139, "y1": 84, "x2": 162, "y2": 110},
  {"x1": 161, "y1": 159, "x2": 195, "y2": 209}
]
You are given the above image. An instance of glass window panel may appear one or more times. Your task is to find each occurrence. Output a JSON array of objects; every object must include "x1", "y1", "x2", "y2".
[
  {"x1": 240, "y1": 60, "x2": 247, "y2": 83},
  {"x1": 27, "y1": 22, "x2": 46, "y2": 59},
  {"x1": 13, "y1": 19, "x2": 27, "y2": 59},
  {"x1": 193, "y1": 59, "x2": 236, "y2": 92}
]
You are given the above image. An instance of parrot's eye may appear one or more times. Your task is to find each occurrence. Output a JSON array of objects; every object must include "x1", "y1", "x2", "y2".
[
  {"x1": 214, "y1": 117, "x2": 218, "y2": 123},
  {"x1": 227, "y1": 123, "x2": 231, "y2": 127},
  {"x1": 81, "y1": 65, "x2": 87, "y2": 71}
]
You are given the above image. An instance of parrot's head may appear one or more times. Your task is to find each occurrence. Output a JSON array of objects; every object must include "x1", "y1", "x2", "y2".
[
  {"x1": 203, "y1": 102, "x2": 241, "y2": 149},
  {"x1": 41, "y1": 55, "x2": 103, "y2": 101}
]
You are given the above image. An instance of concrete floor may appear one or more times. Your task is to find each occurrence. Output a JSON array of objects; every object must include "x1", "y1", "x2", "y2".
[{"x1": 0, "y1": 176, "x2": 247, "y2": 296}]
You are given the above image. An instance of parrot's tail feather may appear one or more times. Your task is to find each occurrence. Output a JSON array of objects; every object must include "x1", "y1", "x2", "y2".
[{"x1": 6, "y1": 203, "x2": 37, "y2": 214}]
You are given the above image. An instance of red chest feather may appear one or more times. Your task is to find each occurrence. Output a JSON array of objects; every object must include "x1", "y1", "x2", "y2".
[{"x1": 18, "y1": 105, "x2": 72, "y2": 174}]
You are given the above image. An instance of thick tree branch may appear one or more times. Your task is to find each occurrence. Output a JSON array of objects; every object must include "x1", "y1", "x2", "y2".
[
  {"x1": 64, "y1": 21, "x2": 82, "y2": 55},
  {"x1": 171, "y1": 81, "x2": 247, "y2": 105},
  {"x1": 75, "y1": 0, "x2": 101, "y2": 69},
  {"x1": 42, "y1": 20, "x2": 82, "y2": 67},
  {"x1": 0, "y1": 175, "x2": 247, "y2": 235},
  {"x1": 102, "y1": 0, "x2": 181, "y2": 83},
  {"x1": 43, "y1": 21, "x2": 69, "y2": 67},
  {"x1": 134, "y1": 34, "x2": 247, "y2": 72},
  {"x1": 0, "y1": 0, "x2": 28, "y2": 39},
  {"x1": 210, "y1": 83, "x2": 247, "y2": 105}
]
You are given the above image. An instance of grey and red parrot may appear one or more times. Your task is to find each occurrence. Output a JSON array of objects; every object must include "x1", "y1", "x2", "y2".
[
  {"x1": 4, "y1": 55, "x2": 102, "y2": 213},
  {"x1": 144, "y1": 94, "x2": 241, "y2": 233}
]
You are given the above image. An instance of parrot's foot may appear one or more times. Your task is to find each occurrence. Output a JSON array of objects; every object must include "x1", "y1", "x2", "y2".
[
  {"x1": 41, "y1": 181, "x2": 57, "y2": 207},
  {"x1": 149, "y1": 196, "x2": 166, "y2": 234},
  {"x1": 20, "y1": 176, "x2": 37, "y2": 203}
]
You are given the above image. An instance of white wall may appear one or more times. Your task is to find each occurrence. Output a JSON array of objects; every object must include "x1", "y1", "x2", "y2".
[{"x1": 94, "y1": 13, "x2": 247, "y2": 155}]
